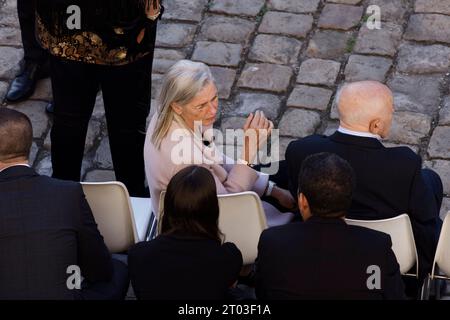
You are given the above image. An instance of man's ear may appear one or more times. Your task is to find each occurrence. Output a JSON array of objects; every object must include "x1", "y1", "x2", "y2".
[
  {"x1": 369, "y1": 118, "x2": 383, "y2": 135},
  {"x1": 299, "y1": 193, "x2": 311, "y2": 221},
  {"x1": 171, "y1": 102, "x2": 183, "y2": 115}
]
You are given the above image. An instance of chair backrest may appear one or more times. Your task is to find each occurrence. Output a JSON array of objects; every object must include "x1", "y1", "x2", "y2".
[
  {"x1": 81, "y1": 182, "x2": 138, "y2": 253},
  {"x1": 345, "y1": 214, "x2": 418, "y2": 275},
  {"x1": 432, "y1": 212, "x2": 450, "y2": 278},
  {"x1": 158, "y1": 191, "x2": 267, "y2": 265}
]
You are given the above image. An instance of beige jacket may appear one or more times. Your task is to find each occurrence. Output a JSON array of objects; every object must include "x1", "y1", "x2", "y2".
[{"x1": 144, "y1": 114, "x2": 271, "y2": 216}]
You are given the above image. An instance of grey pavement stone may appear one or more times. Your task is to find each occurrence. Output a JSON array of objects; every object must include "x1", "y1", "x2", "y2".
[
  {"x1": 192, "y1": 41, "x2": 242, "y2": 67},
  {"x1": 388, "y1": 111, "x2": 432, "y2": 145},
  {"x1": 267, "y1": 0, "x2": 320, "y2": 13},
  {"x1": 210, "y1": 66, "x2": 236, "y2": 99},
  {"x1": 35, "y1": 153, "x2": 52, "y2": 177},
  {"x1": 156, "y1": 22, "x2": 196, "y2": 48},
  {"x1": 330, "y1": 83, "x2": 346, "y2": 120},
  {"x1": 0, "y1": 46, "x2": 23, "y2": 80},
  {"x1": 30, "y1": 78, "x2": 52, "y2": 101},
  {"x1": 0, "y1": 0, "x2": 19, "y2": 27},
  {"x1": 397, "y1": 43, "x2": 450, "y2": 74},
  {"x1": 29, "y1": 142, "x2": 39, "y2": 167},
  {"x1": 231, "y1": 93, "x2": 282, "y2": 120},
  {"x1": 287, "y1": 85, "x2": 333, "y2": 111},
  {"x1": 163, "y1": 0, "x2": 208, "y2": 22},
  {"x1": 405, "y1": 14, "x2": 450, "y2": 44},
  {"x1": 388, "y1": 74, "x2": 443, "y2": 115},
  {"x1": 279, "y1": 108, "x2": 321, "y2": 138},
  {"x1": 297, "y1": 58, "x2": 341, "y2": 86},
  {"x1": 277, "y1": 137, "x2": 297, "y2": 161},
  {"x1": 440, "y1": 97, "x2": 450, "y2": 125},
  {"x1": 92, "y1": 93, "x2": 105, "y2": 120},
  {"x1": 364, "y1": 0, "x2": 408, "y2": 22},
  {"x1": 426, "y1": 160, "x2": 450, "y2": 195},
  {"x1": 328, "y1": 0, "x2": 362, "y2": 4},
  {"x1": 354, "y1": 22, "x2": 403, "y2": 57},
  {"x1": 249, "y1": 34, "x2": 302, "y2": 65},
  {"x1": 221, "y1": 116, "x2": 248, "y2": 131},
  {"x1": 318, "y1": 4, "x2": 364, "y2": 31},
  {"x1": 440, "y1": 198, "x2": 450, "y2": 220},
  {"x1": 238, "y1": 63, "x2": 293, "y2": 93},
  {"x1": 220, "y1": 116, "x2": 247, "y2": 146},
  {"x1": 306, "y1": 30, "x2": 352, "y2": 60},
  {"x1": 323, "y1": 121, "x2": 339, "y2": 136},
  {"x1": 199, "y1": 15, "x2": 256, "y2": 44},
  {"x1": 259, "y1": 11, "x2": 314, "y2": 38},
  {"x1": 210, "y1": 0, "x2": 265, "y2": 17},
  {"x1": 0, "y1": 80, "x2": 8, "y2": 100},
  {"x1": 151, "y1": 73, "x2": 164, "y2": 100},
  {"x1": 415, "y1": 0, "x2": 450, "y2": 15},
  {"x1": 383, "y1": 142, "x2": 419, "y2": 154},
  {"x1": 152, "y1": 49, "x2": 186, "y2": 74},
  {"x1": 428, "y1": 126, "x2": 450, "y2": 159},
  {"x1": 0, "y1": 26, "x2": 21, "y2": 47},
  {"x1": 7, "y1": 101, "x2": 49, "y2": 139},
  {"x1": 94, "y1": 137, "x2": 113, "y2": 169},
  {"x1": 84, "y1": 169, "x2": 116, "y2": 182},
  {"x1": 344, "y1": 54, "x2": 392, "y2": 82}
]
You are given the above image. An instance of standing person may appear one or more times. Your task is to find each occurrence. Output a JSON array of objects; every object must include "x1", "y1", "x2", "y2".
[
  {"x1": 5, "y1": 0, "x2": 49, "y2": 103},
  {"x1": 129, "y1": 165, "x2": 243, "y2": 300},
  {"x1": 35, "y1": 0, "x2": 164, "y2": 196}
]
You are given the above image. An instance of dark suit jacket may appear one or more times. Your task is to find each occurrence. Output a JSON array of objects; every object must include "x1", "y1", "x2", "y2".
[
  {"x1": 0, "y1": 166, "x2": 112, "y2": 299},
  {"x1": 255, "y1": 216, "x2": 406, "y2": 300},
  {"x1": 128, "y1": 233, "x2": 243, "y2": 300},
  {"x1": 285, "y1": 132, "x2": 440, "y2": 279}
]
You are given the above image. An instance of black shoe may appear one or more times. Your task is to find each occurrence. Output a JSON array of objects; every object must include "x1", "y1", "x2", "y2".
[
  {"x1": 45, "y1": 101, "x2": 54, "y2": 114},
  {"x1": 5, "y1": 61, "x2": 43, "y2": 103}
]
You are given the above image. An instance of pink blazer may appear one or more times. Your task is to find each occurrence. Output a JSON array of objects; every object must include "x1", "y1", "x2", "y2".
[{"x1": 144, "y1": 114, "x2": 293, "y2": 227}]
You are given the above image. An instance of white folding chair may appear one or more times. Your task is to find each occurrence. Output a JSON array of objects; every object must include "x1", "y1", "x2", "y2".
[
  {"x1": 158, "y1": 191, "x2": 268, "y2": 265},
  {"x1": 81, "y1": 182, "x2": 152, "y2": 252},
  {"x1": 423, "y1": 212, "x2": 450, "y2": 299},
  {"x1": 345, "y1": 214, "x2": 418, "y2": 277}
]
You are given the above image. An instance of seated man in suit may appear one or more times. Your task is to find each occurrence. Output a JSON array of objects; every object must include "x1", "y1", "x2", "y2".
[
  {"x1": 255, "y1": 152, "x2": 406, "y2": 300},
  {"x1": 0, "y1": 108, "x2": 129, "y2": 300},
  {"x1": 285, "y1": 81, "x2": 442, "y2": 283}
]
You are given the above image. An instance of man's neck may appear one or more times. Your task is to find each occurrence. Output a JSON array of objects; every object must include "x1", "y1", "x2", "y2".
[
  {"x1": 0, "y1": 161, "x2": 30, "y2": 173},
  {"x1": 337, "y1": 125, "x2": 381, "y2": 140}
]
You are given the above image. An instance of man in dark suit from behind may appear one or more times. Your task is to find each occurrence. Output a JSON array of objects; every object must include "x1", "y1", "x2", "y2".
[
  {"x1": 255, "y1": 153, "x2": 406, "y2": 300},
  {"x1": 285, "y1": 81, "x2": 442, "y2": 283},
  {"x1": 0, "y1": 108, "x2": 128, "y2": 299}
]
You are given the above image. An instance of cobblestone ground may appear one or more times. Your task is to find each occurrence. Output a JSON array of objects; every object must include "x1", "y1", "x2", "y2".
[{"x1": 0, "y1": 0, "x2": 449, "y2": 218}]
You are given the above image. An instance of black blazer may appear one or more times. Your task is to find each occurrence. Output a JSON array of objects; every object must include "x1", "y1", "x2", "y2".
[
  {"x1": 128, "y1": 234, "x2": 243, "y2": 300},
  {"x1": 255, "y1": 216, "x2": 406, "y2": 300},
  {"x1": 285, "y1": 132, "x2": 440, "y2": 279},
  {"x1": 0, "y1": 166, "x2": 112, "y2": 299}
]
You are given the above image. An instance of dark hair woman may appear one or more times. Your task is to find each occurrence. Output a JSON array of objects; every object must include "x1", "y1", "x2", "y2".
[{"x1": 128, "y1": 165, "x2": 243, "y2": 300}]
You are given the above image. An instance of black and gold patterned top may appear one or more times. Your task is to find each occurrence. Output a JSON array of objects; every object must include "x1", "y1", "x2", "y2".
[{"x1": 35, "y1": 0, "x2": 163, "y2": 66}]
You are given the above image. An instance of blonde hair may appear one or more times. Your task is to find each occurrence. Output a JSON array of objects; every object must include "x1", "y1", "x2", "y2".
[{"x1": 152, "y1": 60, "x2": 214, "y2": 149}]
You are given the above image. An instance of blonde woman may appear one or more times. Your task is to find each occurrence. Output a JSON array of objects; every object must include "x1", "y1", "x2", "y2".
[{"x1": 144, "y1": 60, "x2": 295, "y2": 226}]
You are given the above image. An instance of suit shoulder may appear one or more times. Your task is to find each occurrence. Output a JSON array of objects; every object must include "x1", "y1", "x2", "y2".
[
  {"x1": 384, "y1": 145, "x2": 421, "y2": 164},
  {"x1": 286, "y1": 135, "x2": 329, "y2": 153},
  {"x1": 35, "y1": 175, "x2": 83, "y2": 193},
  {"x1": 348, "y1": 225, "x2": 392, "y2": 247}
]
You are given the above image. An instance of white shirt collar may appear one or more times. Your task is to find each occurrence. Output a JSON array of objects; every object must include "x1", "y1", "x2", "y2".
[
  {"x1": 337, "y1": 126, "x2": 382, "y2": 141},
  {"x1": 0, "y1": 163, "x2": 30, "y2": 174}
]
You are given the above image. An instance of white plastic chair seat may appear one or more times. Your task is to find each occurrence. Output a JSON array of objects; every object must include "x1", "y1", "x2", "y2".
[
  {"x1": 130, "y1": 197, "x2": 153, "y2": 242},
  {"x1": 345, "y1": 214, "x2": 418, "y2": 276},
  {"x1": 432, "y1": 212, "x2": 450, "y2": 279}
]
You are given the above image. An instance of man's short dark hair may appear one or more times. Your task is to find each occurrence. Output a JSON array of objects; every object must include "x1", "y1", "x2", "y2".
[
  {"x1": 0, "y1": 108, "x2": 33, "y2": 162},
  {"x1": 298, "y1": 152, "x2": 355, "y2": 218}
]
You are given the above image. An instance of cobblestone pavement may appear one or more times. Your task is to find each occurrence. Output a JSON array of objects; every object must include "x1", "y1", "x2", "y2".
[{"x1": 0, "y1": 0, "x2": 449, "y2": 219}]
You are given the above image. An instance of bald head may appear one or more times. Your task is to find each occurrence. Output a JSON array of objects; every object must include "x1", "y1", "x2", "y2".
[{"x1": 337, "y1": 81, "x2": 394, "y2": 138}]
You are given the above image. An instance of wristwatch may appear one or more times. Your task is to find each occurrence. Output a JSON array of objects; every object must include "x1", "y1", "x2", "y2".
[{"x1": 265, "y1": 181, "x2": 276, "y2": 197}]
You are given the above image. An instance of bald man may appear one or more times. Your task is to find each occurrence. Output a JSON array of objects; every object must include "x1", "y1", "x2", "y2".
[{"x1": 285, "y1": 81, "x2": 442, "y2": 286}]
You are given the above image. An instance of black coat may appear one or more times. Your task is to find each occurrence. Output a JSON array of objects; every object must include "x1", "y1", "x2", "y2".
[
  {"x1": 285, "y1": 131, "x2": 440, "y2": 279},
  {"x1": 255, "y1": 216, "x2": 406, "y2": 300},
  {"x1": 0, "y1": 166, "x2": 112, "y2": 299}
]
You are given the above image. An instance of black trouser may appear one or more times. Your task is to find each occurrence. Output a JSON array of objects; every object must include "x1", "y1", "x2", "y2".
[
  {"x1": 80, "y1": 256, "x2": 129, "y2": 300},
  {"x1": 17, "y1": 0, "x2": 47, "y2": 64},
  {"x1": 49, "y1": 54, "x2": 154, "y2": 197}
]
